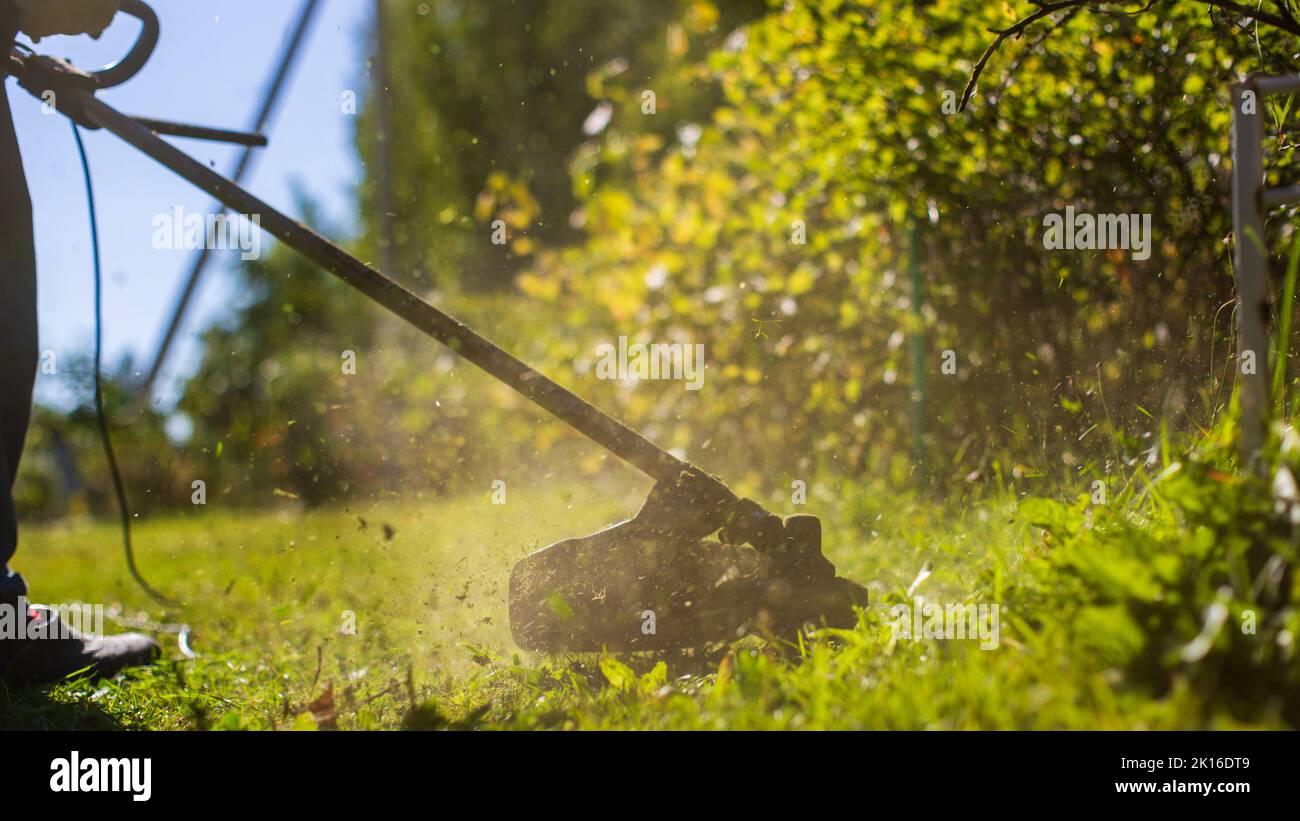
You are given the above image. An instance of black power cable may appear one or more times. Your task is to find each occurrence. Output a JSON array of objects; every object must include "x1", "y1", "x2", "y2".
[{"x1": 70, "y1": 122, "x2": 176, "y2": 607}]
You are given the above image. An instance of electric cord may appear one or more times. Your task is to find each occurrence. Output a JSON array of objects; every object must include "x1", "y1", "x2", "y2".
[{"x1": 71, "y1": 121, "x2": 178, "y2": 608}]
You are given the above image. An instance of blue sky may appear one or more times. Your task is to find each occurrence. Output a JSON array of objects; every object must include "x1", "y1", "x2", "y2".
[{"x1": 7, "y1": 1, "x2": 372, "y2": 408}]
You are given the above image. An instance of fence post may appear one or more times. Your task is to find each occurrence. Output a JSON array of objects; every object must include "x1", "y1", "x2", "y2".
[
  {"x1": 1231, "y1": 78, "x2": 1269, "y2": 463},
  {"x1": 907, "y1": 214, "x2": 928, "y2": 486}
]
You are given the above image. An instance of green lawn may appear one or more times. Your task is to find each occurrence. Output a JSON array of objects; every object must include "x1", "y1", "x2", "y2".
[{"x1": 2, "y1": 440, "x2": 1295, "y2": 729}]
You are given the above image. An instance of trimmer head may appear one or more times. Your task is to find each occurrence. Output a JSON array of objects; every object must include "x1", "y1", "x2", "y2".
[{"x1": 510, "y1": 476, "x2": 869, "y2": 652}]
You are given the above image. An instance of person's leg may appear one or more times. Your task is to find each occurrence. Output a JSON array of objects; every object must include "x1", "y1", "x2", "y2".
[
  {"x1": 0, "y1": 67, "x2": 161, "y2": 683},
  {"x1": 0, "y1": 74, "x2": 37, "y2": 606}
]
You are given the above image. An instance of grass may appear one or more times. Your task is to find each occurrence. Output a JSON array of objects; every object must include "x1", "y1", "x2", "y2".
[
  {"x1": 2, "y1": 474, "x2": 639, "y2": 728},
  {"x1": 1, "y1": 423, "x2": 1296, "y2": 730}
]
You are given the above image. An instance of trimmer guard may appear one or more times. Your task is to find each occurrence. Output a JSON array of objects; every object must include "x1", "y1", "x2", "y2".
[{"x1": 509, "y1": 488, "x2": 869, "y2": 652}]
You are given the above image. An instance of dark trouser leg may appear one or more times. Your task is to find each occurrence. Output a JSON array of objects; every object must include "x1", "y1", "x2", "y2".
[{"x1": 0, "y1": 78, "x2": 37, "y2": 603}]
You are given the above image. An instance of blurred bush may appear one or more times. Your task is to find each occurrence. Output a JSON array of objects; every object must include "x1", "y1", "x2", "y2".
[{"x1": 520, "y1": 0, "x2": 1300, "y2": 489}]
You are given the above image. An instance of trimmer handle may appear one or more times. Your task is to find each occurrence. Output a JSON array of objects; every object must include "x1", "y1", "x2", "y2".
[{"x1": 90, "y1": 0, "x2": 157, "y2": 89}]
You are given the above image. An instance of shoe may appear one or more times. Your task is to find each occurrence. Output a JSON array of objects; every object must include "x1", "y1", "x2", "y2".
[{"x1": 0, "y1": 603, "x2": 160, "y2": 684}]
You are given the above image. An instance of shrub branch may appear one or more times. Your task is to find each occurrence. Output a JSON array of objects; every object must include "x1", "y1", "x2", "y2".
[{"x1": 960, "y1": 0, "x2": 1300, "y2": 112}]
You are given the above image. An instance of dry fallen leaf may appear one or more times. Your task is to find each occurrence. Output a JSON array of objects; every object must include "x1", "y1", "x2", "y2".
[{"x1": 308, "y1": 681, "x2": 338, "y2": 730}]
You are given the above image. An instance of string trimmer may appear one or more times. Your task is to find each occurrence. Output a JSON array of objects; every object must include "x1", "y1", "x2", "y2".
[{"x1": 5, "y1": 0, "x2": 868, "y2": 652}]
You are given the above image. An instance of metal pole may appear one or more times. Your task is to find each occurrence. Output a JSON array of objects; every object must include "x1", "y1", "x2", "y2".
[
  {"x1": 907, "y1": 215, "x2": 927, "y2": 486},
  {"x1": 372, "y1": 0, "x2": 397, "y2": 275},
  {"x1": 1231, "y1": 79, "x2": 1269, "y2": 462},
  {"x1": 137, "y1": 0, "x2": 322, "y2": 398}
]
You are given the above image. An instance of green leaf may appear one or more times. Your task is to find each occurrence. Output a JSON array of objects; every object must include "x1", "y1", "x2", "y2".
[{"x1": 600, "y1": 657, "x2": 637, "y2": 692}]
